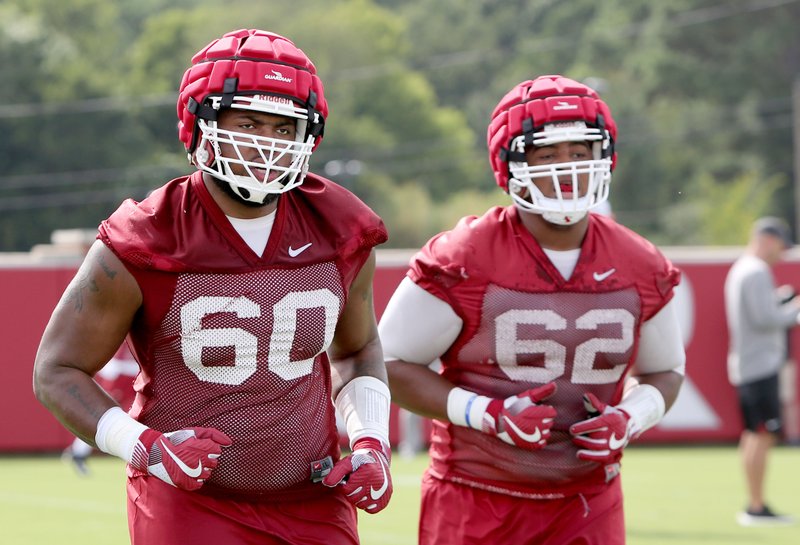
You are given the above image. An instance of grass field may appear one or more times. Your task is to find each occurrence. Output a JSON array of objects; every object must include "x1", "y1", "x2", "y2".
[{"x1": 1, "y1": 446, "x2": 798, "y2": 544}]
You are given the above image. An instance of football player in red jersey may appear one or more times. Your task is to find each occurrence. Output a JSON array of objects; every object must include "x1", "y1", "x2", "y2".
[
  {"x1": 379, "y1": 75, "x2": 685, "y2": 545},
  {"x1": 33, "y1": 29, "x2": 392, "y2": 545}
]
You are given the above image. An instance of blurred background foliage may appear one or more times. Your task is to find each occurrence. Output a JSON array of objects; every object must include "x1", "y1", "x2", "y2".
[{"x1": 2, "y1": 0, "x2": 800, "y2": 250}]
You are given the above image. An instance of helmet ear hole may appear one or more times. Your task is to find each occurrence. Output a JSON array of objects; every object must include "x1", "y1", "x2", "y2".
[
  {"x1": 511, "y1": 184, "x2": 528, "y2": 198},
  {"x1": 194, "y1": 140, "x2": 215, "y2": 167}
]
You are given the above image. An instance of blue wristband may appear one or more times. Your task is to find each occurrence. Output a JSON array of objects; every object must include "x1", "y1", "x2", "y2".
[{"x1": 464, "y1": 394, "x2": 478, "y2": 429}]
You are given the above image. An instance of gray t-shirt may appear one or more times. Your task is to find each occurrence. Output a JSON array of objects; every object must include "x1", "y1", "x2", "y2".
[{"x1": 724, "y1": 254, "x2": 799, "y2": 385}]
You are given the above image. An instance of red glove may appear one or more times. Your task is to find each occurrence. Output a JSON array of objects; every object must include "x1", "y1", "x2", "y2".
[
  {"x1": 131, "y1": 427, "x2": 232, "y2": 491},
  {"x1": 569, "y1": 393, "x2": 635, "y2": 463},
  {"x1": 322, "y1": 438, "x2": 392, "y2": 514},
  {"x1": 482, "y1": 383, "x2": 557, "y2": 450}
]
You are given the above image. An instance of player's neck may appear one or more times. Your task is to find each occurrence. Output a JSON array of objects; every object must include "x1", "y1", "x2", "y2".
[{"x1": 517, "y1": 210, "x2": 589, "y2": 251}]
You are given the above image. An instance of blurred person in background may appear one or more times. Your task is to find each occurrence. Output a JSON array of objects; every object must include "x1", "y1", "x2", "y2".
[
  {"x1": 379, "y1": 75, "x2": 685, "y2": 545},
  {"x1": 33, "y1": 28, "x2": 392, "y2": 545},
  {"x1": 724, "y1": 216, "x2": 799, "y2": 526}
]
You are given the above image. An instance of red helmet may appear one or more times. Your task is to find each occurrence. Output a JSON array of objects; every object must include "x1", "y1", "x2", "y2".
[
  {"x1": 487, "y1": 75, "x2": 617, "y2": 224},
  {"x1": 177, "y1": 29, "x2": 327, "y2": 203}
]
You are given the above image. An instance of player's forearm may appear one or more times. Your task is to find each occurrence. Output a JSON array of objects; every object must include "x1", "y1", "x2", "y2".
[
  {"x1": 33, "y1": 362, "x2": 118, "y2": 445},
  {"x1": 386, "y1": 359, "x2": 451, "y2": 420},
  {"x1": 329, "y1": 337, "x2": 388, "y2": 398},
  {"x1": 330, "y1": 339, "x2": 392, "y2": 449}
]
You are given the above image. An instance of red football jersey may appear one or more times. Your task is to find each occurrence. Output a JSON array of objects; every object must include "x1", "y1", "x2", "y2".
[
  {"x1": 409, "y1": 206, "x2": 680, "y2": 498},
  {"x1": 98, "y1": 171, "x2": 387, "y2": 500}
]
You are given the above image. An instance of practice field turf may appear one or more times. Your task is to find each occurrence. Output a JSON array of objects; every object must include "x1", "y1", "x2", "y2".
[{"x1": 1, "y1": 446, "x2": 798, "y2": 544}]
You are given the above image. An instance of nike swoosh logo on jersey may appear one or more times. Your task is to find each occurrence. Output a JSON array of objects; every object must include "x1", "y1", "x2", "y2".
[
  {"x1": 608, "y1": 432, "x2": 628, "y2": 451},
  {"x1": 503, "y1": 416, "x2": 542, "y2": 444},
  {"x1": 159, "y1": 439, "x2": 203, "y2": 478},
  {"x1": 288, "y1": 242, "x2": 313, "y2": 257},
  {"x1": 369, "y1": 457, "x2": 389, "y2": 500},
  {"x1": 593, "y1": 268, "x2": 616, "y2": 282}
]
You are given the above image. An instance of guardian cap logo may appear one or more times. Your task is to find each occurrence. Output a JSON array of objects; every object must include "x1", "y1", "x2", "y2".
[
  {"x1": 553, "y1": 100, "x2": 579, "y2": 111},
  {"x1": 265, "y1": 70, "x2": 293, "y2": 83}
]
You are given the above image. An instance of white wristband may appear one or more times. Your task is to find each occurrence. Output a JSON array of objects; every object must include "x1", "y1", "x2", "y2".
[
  {"x1": 335, "y1": 376, "x2": 391, "y2": 448},
  {"x1": 95, "y1": 406, "x2": 149, "y2": 463},
  {"x1": 617, "y1": 384, "x2": 666, "y2": 436},
  {"x1": 446, "y1": 387, "x2": 491, "y2": 430}
]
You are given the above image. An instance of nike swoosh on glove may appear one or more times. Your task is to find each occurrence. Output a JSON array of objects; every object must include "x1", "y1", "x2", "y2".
[
  {"x1": 130, "y1": 427, "x2": 232, "y2": 491},
  {"x1": 322, "y1": 438, "x2": 392, "y2": 514},
  {"x1": 483, "y1": 382, "x2": 557, "y2": 450},
  {"x1": 569, "y1": 392, "x2": 636, "y2": 463}
]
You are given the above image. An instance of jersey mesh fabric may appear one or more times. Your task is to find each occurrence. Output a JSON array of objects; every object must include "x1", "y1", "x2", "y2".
[
  {"x1": 442, "y1": 286, "x2": 641, "y2": 492},
  {"x1": 99, "y1": 171, "x2": 387, "y2": 501},
  {"x1": 137, "y1": 264, "x2": 343, "y2": 495},
  {"x1": 409, "y1": 207, "x2": 679, "y2": 498}
]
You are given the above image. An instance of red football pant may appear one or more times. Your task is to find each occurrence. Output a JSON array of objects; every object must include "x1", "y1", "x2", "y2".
[
  {"x1": 127, "y1": 475, "x2": 359, "y2": 544},
  {"x1": 418, "y1": 471, "x2": 625, "y2": 545}
]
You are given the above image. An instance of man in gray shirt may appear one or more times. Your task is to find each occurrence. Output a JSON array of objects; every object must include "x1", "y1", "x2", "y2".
[{"x1": 724, "y1": 216, "x2": 799, "y2": 526}]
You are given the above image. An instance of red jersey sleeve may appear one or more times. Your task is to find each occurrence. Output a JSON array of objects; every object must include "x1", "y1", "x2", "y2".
[{"x1": 409, "y1": 207, "x2": 509, "y2": 306}]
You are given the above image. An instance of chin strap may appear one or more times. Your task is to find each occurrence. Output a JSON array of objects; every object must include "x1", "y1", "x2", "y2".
[
  {"x1": 513, "y1": 202, "x2": 588, "y2": 226},
  {"x1": 542, "y1": 210, "x2": 588, "y2": 225},
  {"x1": 209, "y1": 176, "x2": 277, "y2": 207}
]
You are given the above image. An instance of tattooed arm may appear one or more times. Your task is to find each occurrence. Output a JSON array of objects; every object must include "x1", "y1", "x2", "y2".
[{"x1": 33, "y1": 240, "x2": 142, "y2": 445}]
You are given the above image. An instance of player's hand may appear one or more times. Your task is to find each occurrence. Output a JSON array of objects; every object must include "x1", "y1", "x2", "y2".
[
  {"x1": 131, "y1": 427, "x2": 232, "y2": 491},
  {"x1": 482, "y1": 383, "x2": 557, "y2": 450},
  {"x1": 322, "y1": 438, "x2": 392, "y2": 514},
  {"x1": 569, "y1": 393, "x2": 635, "y2": 463}
]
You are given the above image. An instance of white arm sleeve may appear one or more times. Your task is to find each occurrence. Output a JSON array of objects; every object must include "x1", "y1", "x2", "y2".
[
  {"x1": 633, "y1": 298, "x2": 686, "y2": 375},
  {"x1": 378, "y1": 277, "x2": 463, "y2": 364}
]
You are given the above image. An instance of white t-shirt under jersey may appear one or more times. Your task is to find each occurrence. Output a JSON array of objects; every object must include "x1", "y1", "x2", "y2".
[{"x1": 226, "y1": 211, "x2": 276, "y2": 257}]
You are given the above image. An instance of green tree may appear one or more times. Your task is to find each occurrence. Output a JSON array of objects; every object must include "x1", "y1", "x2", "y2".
[{"x1": 4, "y1": 0, "x2": 800, "y2": 251}]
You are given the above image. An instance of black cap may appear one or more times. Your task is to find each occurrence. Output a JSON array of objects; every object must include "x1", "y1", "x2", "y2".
[{"x1": 753, "y1": 216, "x2": 793, "y2": 249}]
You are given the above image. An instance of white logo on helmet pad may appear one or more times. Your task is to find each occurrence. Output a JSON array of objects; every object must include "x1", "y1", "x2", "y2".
[
  {"x1": 553, "y1": 100, "x2": 579, "y2": 111},
  {"x1": 264, "y1": 70, "x2": 293, "y2": 83}
]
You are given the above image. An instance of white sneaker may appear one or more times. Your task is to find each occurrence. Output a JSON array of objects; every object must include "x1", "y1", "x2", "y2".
[{"x1": 737, "y1": 505, "x2": 795, "y2": 527}]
